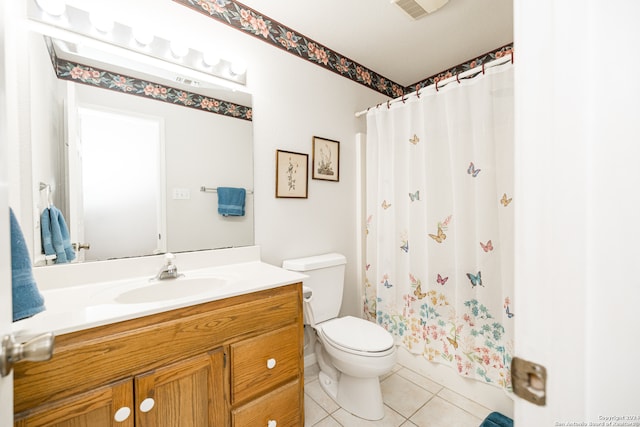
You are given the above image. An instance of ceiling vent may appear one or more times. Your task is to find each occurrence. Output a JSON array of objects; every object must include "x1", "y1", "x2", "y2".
[{"x1": 391, "y1": 0, "x2": 449, "y2": 20}]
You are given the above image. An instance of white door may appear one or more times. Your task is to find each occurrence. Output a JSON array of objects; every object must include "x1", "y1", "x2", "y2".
[
  {"x1": 0, "y1": 1, "x2": 14, "y2": 423},
  {"x1": 514, "y1": 0, "x2": 640, "y2": 425},
  {"x1": 0, "y1": 142, "x2": 13, "y2": 424},
  {"x1": 68, "y1": 105, "x2": 166, "y2": 261}
]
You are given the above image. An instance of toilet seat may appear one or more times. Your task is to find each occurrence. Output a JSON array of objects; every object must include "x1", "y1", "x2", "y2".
[{"x1": 317, "y1": 316, "x2": 395, "y2": 357}]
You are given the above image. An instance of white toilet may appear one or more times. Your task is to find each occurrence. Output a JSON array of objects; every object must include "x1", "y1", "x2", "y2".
[{"x1": 282, "y1": 253, "x2": 397, "y2": 421}]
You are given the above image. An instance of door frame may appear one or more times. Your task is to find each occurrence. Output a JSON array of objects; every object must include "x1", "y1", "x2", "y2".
[{"x1": 0, "y1": 0, "x2": 18, "y2": 423}]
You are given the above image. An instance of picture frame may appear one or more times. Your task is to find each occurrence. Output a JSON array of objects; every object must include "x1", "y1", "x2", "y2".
[
  {"x1": 312, "y1": 136, "x2": 340, "y2": 182},
  {"x1": 275, "y1": 150, "x2": 309, "y2": 198}
]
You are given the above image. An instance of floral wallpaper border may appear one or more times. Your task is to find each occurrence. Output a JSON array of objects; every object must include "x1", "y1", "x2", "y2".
[
  {"x1": 174, "y1": 0, "x2": 405, "y2": 98},
  {"x1": 407, "y1": 44, "x2": 514, "y2": 94},
  {"x1": 174, "y1": 0, "x2": 513, "y2": 99},
  {"x1": 45, "y1": 39, "x2": 252, "y2": 121}
]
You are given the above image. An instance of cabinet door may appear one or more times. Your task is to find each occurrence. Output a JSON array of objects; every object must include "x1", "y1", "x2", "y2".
[
  {"x1": 135, "y1": 348, "x2": 226, "y2": 427},
  {"x1": 230, "y1": 324, "x2": 300, "y2": 404},
  {"x1": 232, "y1": 379, "x2": 301, "y2": 427},
  {"x1": 14, "y1": 379, "x2": 133, "y2": 427}
]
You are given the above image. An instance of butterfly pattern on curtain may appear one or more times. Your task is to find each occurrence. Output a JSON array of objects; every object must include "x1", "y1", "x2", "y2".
[{"x1": 364, "y1": 64, "x2": 515, "y2": 390}]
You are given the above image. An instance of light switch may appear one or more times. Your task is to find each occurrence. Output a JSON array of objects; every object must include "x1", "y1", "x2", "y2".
[{"x1": 172, "y1": 188, "x2": 191, "y2": 200}]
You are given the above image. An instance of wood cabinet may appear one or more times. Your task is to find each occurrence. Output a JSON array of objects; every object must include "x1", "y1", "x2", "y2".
[
  {"x1": 230, "y1": 325, "x2": 302, "y2": 426},
  {"x1": 14, "y1": 283, "x2": 303, "y2": 427},
  {"x1": 14, "y1": 379, "x2": 134, "y2": 427}
]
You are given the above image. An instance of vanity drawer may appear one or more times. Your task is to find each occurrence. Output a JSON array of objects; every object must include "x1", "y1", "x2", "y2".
[
  {"x1": 230, "y1": 324, "x2": 300, "y2": 404},
  {"x1": 231, "y1": 379, "x2": 301, "y2": 427}
]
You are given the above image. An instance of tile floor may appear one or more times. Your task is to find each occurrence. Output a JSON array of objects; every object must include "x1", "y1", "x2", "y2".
[{"x1": 304, "y1": 363, "x2": 493, "y2": 427}]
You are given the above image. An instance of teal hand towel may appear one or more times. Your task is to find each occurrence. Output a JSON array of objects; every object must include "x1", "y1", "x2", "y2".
[
  {"x1": 10, "y1": 208, "x2": 45, "y2": 321},
  {"x1": 41, "y1": 206, "x2": 75, "y2": 263},
  {"x1": 217, "y1": 187, "x2": 246, "y2": 216}
]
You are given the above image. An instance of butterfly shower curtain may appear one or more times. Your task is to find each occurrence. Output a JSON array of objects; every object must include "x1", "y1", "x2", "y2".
[{"x1": 364, "y1": 63, "x2": 514, "y2": 389}]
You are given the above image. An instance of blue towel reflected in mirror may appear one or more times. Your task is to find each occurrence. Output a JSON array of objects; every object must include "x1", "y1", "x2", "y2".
[
  {"x1": 217, "y1": 187, "x2": 246, "y2": 217},
  {"x1": 41, "y1": 205, "x2": 75, "y2": 264}
]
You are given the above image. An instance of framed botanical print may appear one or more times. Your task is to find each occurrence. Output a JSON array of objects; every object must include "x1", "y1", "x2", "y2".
[
  {"x1": 275, "y1": 150, "x2": 308, "y2": 198},
  {"x1": 312, "y1": 136, "x2": 339, "y2": 182}
]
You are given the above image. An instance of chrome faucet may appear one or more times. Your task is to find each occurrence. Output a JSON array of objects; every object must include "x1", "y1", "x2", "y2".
[{"x1": 153, "y1": 253, "x2": 181, "y2": 280}]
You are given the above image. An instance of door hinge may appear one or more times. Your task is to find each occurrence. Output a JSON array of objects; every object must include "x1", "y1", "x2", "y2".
[{"x1": 511, "y1": 356, "x2": 547, "y2": 406}]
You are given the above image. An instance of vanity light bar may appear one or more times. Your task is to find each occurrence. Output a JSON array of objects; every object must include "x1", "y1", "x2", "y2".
[
  {"x1": 175, "y1": 76, "x2": 201, "y2": 87},
  {"x1": 28, "y1": 0, "x2": 248, "y2": 86}
]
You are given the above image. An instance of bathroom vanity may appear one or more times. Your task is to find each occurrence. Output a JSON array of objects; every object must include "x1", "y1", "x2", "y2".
[{"x1": 11, "y1": 248, "x2": 306, "y2": 427}]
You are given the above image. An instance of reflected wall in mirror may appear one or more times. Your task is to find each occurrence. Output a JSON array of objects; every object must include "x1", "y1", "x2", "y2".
[{"x1": 27, "y1": 30, "x2": 254, "y2": 265}]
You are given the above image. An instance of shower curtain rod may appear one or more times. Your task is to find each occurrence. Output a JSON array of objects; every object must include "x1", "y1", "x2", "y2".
[{"x1": 354, "y1": 53, "x2": 514, "y2": 118}]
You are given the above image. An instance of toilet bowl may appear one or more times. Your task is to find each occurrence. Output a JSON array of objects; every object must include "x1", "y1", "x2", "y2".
[
  {"x1": 281, "y1": 253, "x2": 397, "y2": 421},
  {"x1": 314, "y1": 316, "x2": 397, "y2": 420}
]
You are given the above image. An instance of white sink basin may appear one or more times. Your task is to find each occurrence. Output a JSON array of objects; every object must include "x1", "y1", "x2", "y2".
[{"x1": 114, "y1": 277, "x2": 228, "y2": 304}]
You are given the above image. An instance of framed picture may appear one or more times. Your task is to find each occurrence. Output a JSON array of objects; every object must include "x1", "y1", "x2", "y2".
[
  {"x1": 276, "y1": 150, "x2": 308, "y2": 198},
  {"x1": 312, "y1": 136, "x2": 340, "y2": 182}
]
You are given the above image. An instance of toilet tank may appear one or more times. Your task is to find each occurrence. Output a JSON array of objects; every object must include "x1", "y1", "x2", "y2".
[{"x1": 282, "y1": 253, "x2": 346, "y2": 323}]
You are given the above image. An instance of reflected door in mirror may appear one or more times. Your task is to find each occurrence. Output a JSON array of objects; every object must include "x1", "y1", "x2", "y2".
[{"x1": 73, "y1": 107, "x2": 166, "y2": 261}]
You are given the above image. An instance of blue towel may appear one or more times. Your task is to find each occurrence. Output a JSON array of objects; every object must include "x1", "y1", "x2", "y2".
[
  {"x1": 479, "y1": 412, "x2": 513, "y2": 427},
  {"x1": 41, "y1": 206, "x2": 75, "y2": 264},
  {"x1": 10, "y1": 208, "x2": 45, "y2": 321},
  {"x1": 217, "y1": 187, "x2": 246, "y2": 216}
]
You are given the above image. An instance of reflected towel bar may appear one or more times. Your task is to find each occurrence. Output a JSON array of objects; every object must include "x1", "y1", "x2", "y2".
[
  {"x1": 39, "y1": 182, "x2": 53, "y2": 208},
  {"x1": 200, "y1": 186, "x2": 253, "y2": 194}
]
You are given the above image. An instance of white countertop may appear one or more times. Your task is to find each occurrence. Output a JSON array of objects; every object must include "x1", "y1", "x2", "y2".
[{"x1": 13, "y1": 259, "x2": 307, "y2": 338}]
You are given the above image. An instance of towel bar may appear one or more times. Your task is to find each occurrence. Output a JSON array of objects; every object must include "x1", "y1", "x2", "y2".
[{"x1": 200, "y1": 186, "x2": 254, "y2": 194}]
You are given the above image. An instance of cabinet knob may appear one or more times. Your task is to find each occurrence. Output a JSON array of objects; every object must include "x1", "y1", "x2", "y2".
[
  {"x1": 139, "y1": 397, "x2": 155, "y2": 413},
  {"x1": 114, "y1": 407, "x2": 131, "y2": 422},
  {"x1": 266, "y1": 358, "x2": 276, "y2": 369},
  {"x1": 268, "y1": 420, "x2": 277, "y2": 427}
]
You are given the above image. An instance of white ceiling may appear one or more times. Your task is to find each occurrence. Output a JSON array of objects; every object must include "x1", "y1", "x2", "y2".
[{"x1": 239, "y1": 0, "x2": 513, "y2": 87}]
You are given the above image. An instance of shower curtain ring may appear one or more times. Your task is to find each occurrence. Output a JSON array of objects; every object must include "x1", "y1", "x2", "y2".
[
  {"x1": 387, "y1": 100, "x2": 391, "y2": 109},
  {"x1": 401, "y1": 93, "x2": 406, "y2": 104},
  {"x1": 416, "y1": 84, "x2": 421, "y2": 98},
  {"x1": 482, "y1": 63, "x2": 485, "y2": 74},
  {"x1": 511, "y1": 50, "x2": 514, "y2": 64},
  {"x1": 436, "y1": 80, "x2": 439, "y2": 92},
  {"x1": 456, "y1": 73, "x2": 460, "y2": 84}
]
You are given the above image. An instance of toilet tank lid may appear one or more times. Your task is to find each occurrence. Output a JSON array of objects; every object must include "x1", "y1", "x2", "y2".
[{"x1": 282, "y1": 253, "x2": 346, "y2": 271}]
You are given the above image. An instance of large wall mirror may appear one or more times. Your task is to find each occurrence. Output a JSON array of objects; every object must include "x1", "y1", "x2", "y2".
[{"x1": 24, "y1": 15, "x2": 254, "y2": 265}]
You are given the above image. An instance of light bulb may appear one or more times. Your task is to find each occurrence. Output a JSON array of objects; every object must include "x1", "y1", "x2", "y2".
[
  {"x1": 132, "y1": 27, "x2": 154, "y2": 46},
  {"x1": 202, "y1": 51, "x2": 220, "y2": 67},
  {"x1": 170, "y1": 41, "x2": 189, "y2": 58},
  {"x1": 89, "y1": 11, "x2": 114, "y2": 33},
  {"x1": 35, "y1": 0, "x2": 66, "y2": 16},
  {"x1": 230, "y1": 61, "x2": 247, "y2": 76}
]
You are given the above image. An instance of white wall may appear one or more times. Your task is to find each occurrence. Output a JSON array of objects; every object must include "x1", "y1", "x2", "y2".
[
  {"x1": 28, "y1": 31, "x2": 66, "y2": 263},
  {"x1": 249, "y1": 43, "x2": 383, "y2": 316},
  {"x1": 59, "y1": 0, "x2": 386, "y2": 316}
]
